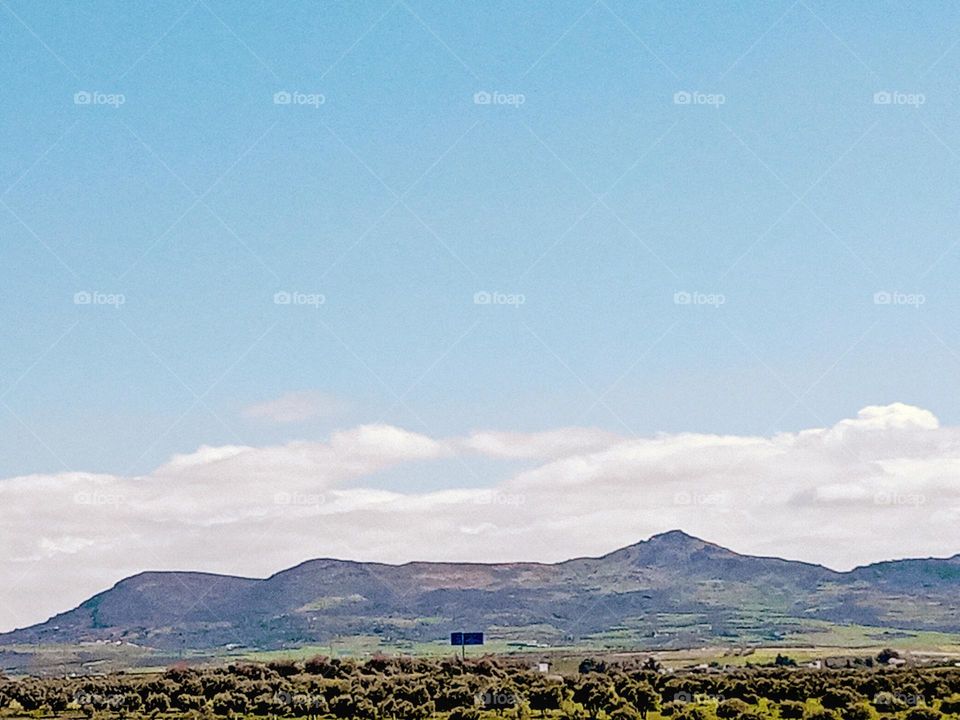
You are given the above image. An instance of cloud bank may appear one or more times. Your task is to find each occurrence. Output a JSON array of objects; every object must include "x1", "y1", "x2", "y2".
[{"x1": 3, "y1": 402, "x2": 960, "y2": 633}]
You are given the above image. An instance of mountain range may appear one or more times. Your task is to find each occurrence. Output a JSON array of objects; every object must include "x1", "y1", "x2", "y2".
[{"x1": 4, "y1": 530, "x2": 960, "y2": 656}]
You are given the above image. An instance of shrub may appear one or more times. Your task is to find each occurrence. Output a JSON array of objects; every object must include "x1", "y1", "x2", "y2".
[
  {"x1": 823, "y1": 690, "x2": 863, "y2": 711},
  {"x1": 449, "y1": 708, "x2": 481, "y2": 720},
  {"x1": 718, "y1": 699, "x2": 752, "y2": 719},
  {"x1": 610, "y1": 707, "x2": 641, "y2": 720},
  {"x1": 173, "y1": 695, "x2": 205, "y2": 712},
  {"x1": 676, "y1": 706, "x2": 710, "y2": 720},
  {"x1": 266, "y1": 661, "x2": 302, "y2": 678},
  {"x1": 842, "y1": 703, "x2": 873, "y2": 720},
  {"x1": 780, "y1": 701, "x2": 806, "y2": 719},
  {"x1": 906, "y1": 708, "x2": 942, "y2": 720},
  {"x1": 805, "y1": 709, "x2": 840, "y2": 720},
  {"x1": 940, "y1": 696, "x2": 960, "y2": 716},
  {"x1": 144, "y1": 693, "x2": 170, "y2": 713}
]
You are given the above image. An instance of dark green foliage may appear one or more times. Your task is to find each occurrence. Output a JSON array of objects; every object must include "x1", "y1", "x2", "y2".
[
  {"x1": 143, "y1": 693, "x2": 170, "y2": 713},
  {"x1": 805, "y1": 709, "x2": 840, "y2": 720},
  {"x1": 449, "y1": 707, "x2": 482, "y2": 720},
  {"x1": 675, "y1": 706, "x2": 710, "y2": 720},
  {"x1": 579, "y1": 659, "x2": 608, "y2": 675},
  {"x1": 780, "y1": 700, "x2": 806, "y2": 718},
  {"x1": 618, "y1": 679, "x2": 659, "y2": 719},
  {"x1": 10, "y1": 650, "x2": 960, "y2": 720},
  {"x1": 842, "y1": 703, "x2": 873, "y2": 720},
  {"x1": 717, "y1": 698, "x2": 752, "y2": 719},
  {"x1": 212, "y1": 691, "x2": 247, "y2": 716},
  {"x1": 173, "y1": 693, "x2": 205, "y2": 711},
  {"x1": 528, "y1": 681, "x2": 567, "y2": 717},
  {"x1": 877, "y1": 650, "x2": 901, "y2": 666},
  {"x1": 268, "y1": 660, "x2": 303, "y2": 678},
  {"x1": 609, "y1": 706, "x2": 641, "y2": 720},
  {"x1": 906, "y1": 707, "x2": 943, "y2": 720},
  {"x1": 823, "y1": 688, "x2": 864, "y2": 710},
  {"x1": 940, "y1": 694, "x2": 960, "y2": 715},
  {"x1": 573, "y1": 677, "x2": 619, "y2": 719},
  {"x1": 46, "y1": 689, "x2": 71, "y2": 713}
]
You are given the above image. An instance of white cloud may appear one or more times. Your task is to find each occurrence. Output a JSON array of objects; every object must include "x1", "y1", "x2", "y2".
[
  {"x1": 241, "y1": 390, "x2": 351, "y2": 423},
  {"x1": 454, "y1": 428, "x2": 624, "y2": 459},
  {"x1": 3, "y1": 403, "x2": 960, "y2": 633}
]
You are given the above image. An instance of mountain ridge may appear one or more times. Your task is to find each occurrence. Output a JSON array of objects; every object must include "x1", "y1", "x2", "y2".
[{"x1": 5, "y1": 530, "x2": 960, "y2": 654}]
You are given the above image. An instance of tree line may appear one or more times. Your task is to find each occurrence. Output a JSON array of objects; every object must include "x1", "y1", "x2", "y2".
[{"x1": 4, "y1": 654, "x2": 960, "y2": 720}]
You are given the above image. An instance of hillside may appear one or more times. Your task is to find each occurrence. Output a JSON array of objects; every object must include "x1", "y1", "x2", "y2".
[{"x1": 4, "y1": 530, "x2": 960, "y2": 655}]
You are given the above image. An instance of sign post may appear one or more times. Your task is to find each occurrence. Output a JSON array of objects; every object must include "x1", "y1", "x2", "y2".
[{"x1": 450, "y1": 631, "x2": 484, "y2": 659}]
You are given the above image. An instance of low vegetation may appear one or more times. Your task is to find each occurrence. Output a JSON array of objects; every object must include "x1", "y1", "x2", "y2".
[{"x1": 3, "y1": 651, "x2": 960, "y2": 720}]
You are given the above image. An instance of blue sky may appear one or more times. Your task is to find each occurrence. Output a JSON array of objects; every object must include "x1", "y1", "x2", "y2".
[
  {"x1": 9, "y1": 2, "x2": 960, "y2": 632},
  {"x1": 3, "y1": 0, "x2": 960, "y2": 480}
]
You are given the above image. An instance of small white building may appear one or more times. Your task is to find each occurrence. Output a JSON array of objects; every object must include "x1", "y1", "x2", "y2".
[{"x1": 537, "y1": 661, "x2": 550, "y2": 673}]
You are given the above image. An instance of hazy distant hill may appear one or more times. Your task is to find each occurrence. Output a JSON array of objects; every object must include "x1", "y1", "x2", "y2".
[{"x1": 5, "y1": 530, "x2": 960, "y2": 653}]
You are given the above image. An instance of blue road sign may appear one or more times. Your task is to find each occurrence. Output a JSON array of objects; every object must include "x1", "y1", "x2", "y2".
[{"x1": 451, "y1": 632, "x2": 484, "y2": 646}]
